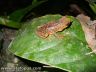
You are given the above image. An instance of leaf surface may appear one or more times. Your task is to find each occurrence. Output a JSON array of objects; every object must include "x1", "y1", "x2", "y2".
[{"x1": 9, "y1": 15, "x2": 96, "y2": 72}]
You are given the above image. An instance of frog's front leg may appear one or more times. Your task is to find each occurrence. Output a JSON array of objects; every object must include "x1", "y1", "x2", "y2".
[{"x1": 53, "y1": 33, "x2": 64, "y2": 39}]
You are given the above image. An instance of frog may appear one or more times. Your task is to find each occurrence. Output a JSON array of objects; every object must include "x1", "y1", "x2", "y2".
[{"x1": 36, "y1": 16, "x2": 71, "y2": 38}]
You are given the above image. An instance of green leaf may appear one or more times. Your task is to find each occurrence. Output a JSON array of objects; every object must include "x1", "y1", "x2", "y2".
[
  {"x1": 87, "y1": 0, "x2": 96, "y2": 15},
  {"x1": 8, "y1": 15, "x2": 96, "y2": 72},
  {"x1": 9, "y1": 0, "x2": 47, "y2": 22},
  {"x1": 0, "y1": 17, "x2": 21, "y2": 28},
  {"x1": 89, "y1": 3, "x2": 96, "y2": 14}
]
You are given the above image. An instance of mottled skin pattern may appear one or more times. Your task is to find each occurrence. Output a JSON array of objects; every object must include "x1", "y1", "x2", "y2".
[{"x1": 36, "y1": 16, "x2": 71, "y2": 38}]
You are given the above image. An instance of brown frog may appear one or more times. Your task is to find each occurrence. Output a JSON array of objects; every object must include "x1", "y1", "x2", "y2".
[{"x1": 36, "y1": 16, "x2": 71, "y2": 38}]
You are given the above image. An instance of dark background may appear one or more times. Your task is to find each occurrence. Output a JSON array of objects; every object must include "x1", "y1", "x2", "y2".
[{"x1": 0, "y1": 0, "x2": 94, "y2": 17}]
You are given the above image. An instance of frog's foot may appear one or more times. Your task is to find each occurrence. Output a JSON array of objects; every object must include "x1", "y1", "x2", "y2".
[{"x1": 54, "y1": 33, "x2": 64, "y2": 39}]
